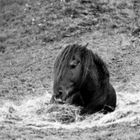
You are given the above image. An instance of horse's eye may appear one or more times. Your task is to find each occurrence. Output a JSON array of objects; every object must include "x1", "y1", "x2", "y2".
[
  {"x1": 69, "y1": 60, "x2": 79, "y2": 69},
  {"x1": 70, "y1": 63, "x2": 77, "y2": 69}
]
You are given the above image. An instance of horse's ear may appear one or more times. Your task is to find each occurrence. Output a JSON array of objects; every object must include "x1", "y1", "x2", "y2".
[{"x1": 83, "y1": 43, "x2": 89, "y2": 48}]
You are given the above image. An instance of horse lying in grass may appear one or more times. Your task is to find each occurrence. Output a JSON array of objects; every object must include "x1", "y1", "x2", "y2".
[{"x1": 50, "y1": 44, "x2": 116, "y2": 115}]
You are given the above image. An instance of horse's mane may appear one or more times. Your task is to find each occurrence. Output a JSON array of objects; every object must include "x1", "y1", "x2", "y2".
[{"x1": 54, "y1": 44, "x2": 109, "y2": 86}]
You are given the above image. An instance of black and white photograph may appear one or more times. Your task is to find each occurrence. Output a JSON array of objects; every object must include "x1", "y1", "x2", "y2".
[{"x1": 0, "y1": 0, "x2": 140, "y2": 139}]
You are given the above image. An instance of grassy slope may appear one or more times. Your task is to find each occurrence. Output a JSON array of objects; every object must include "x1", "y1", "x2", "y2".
[{"x1": 0, "y1": 0, "x2": 140, "y2": 139}]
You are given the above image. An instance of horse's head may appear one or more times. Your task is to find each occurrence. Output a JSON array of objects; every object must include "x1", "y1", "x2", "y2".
[{"x1": 53, "y1": 44, "x2": 85, "y2": 103}]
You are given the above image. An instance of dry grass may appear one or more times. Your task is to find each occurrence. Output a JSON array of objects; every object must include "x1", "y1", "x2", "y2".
[{"x1": 37, "y1": 104, "x2": 83, "y2": 124}]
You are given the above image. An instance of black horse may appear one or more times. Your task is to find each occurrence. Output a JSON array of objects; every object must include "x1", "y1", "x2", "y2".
[{"x1": 50, "y1": 44, "x2": 116, "y2": 115}]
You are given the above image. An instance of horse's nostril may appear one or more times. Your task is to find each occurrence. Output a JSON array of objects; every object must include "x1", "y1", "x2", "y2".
[
  {"x1": 59, "y1": 91, "x2": 63, "y2": 97},
  {"x1": 55, "y1": 90, "x2": 63, "y2": 98},
  {"x1": 54, "y1": 91, "x2": 64, "y2": 104}
]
